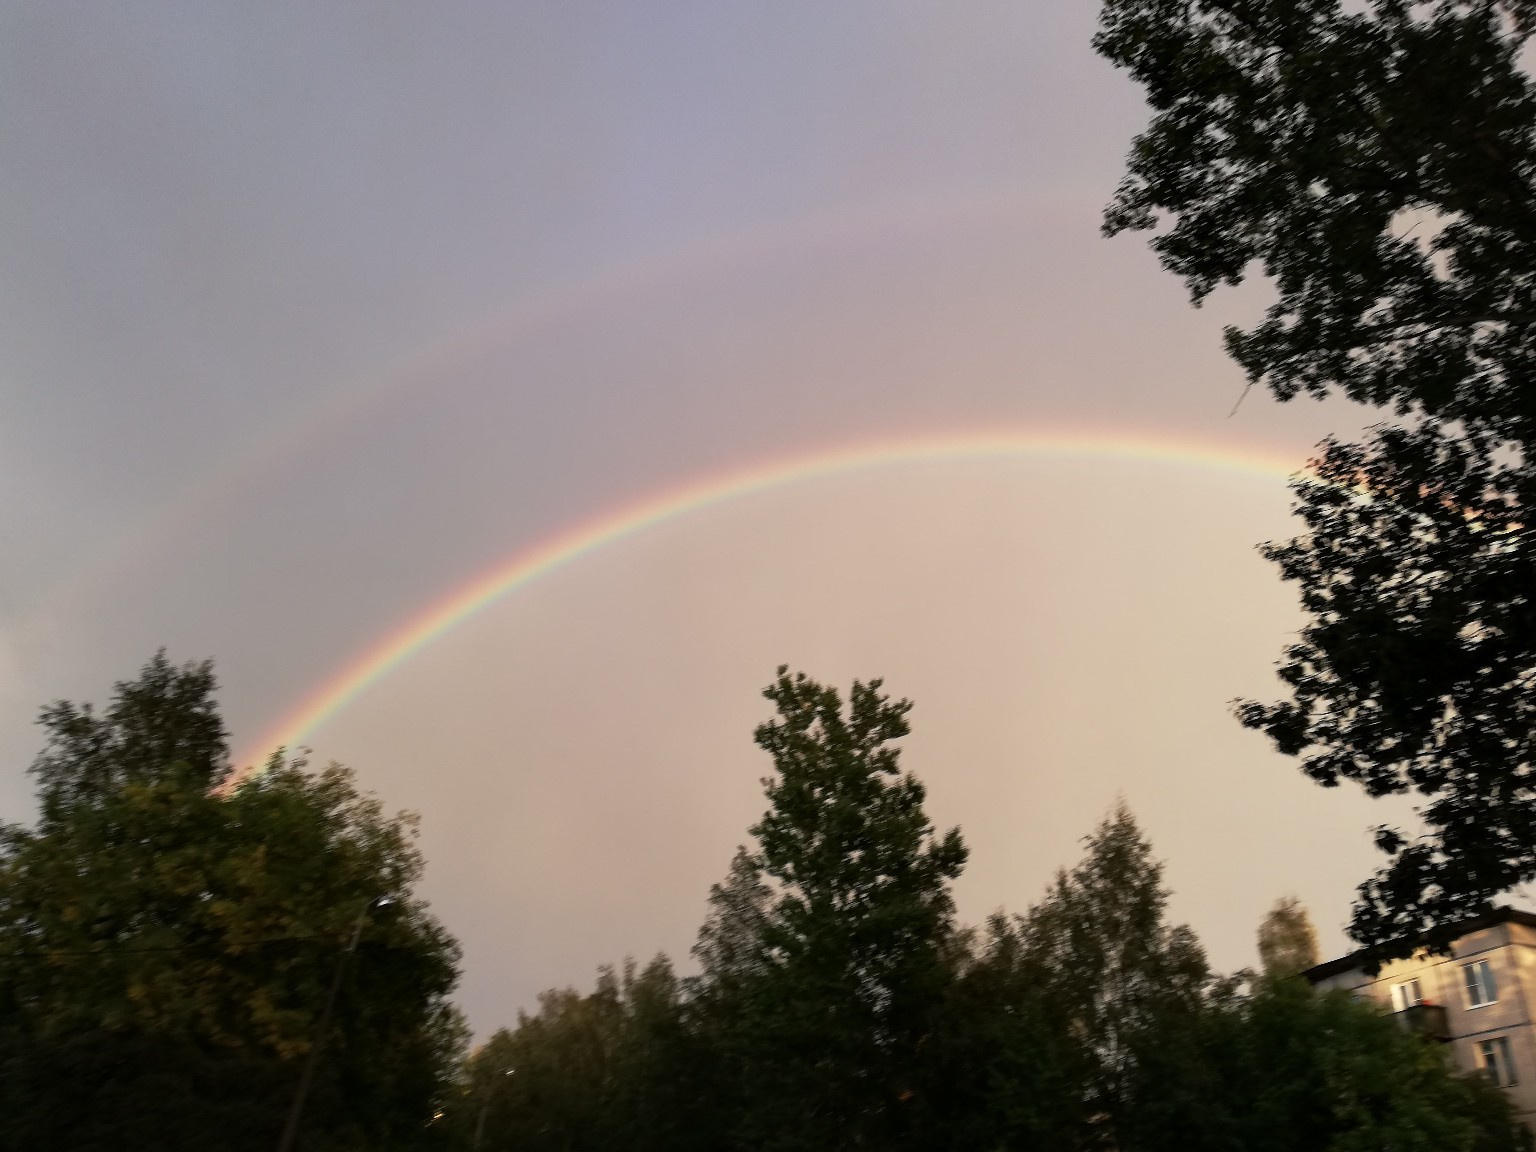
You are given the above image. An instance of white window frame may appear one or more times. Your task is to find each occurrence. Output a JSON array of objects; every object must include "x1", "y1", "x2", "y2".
[
  {"x1": 1478, "y1": 1035, "x2": 1518, "y2": 1087},
  {"x1": 1464, "y1": 959, "x2": 1499, "y2": 1008},
  {"x1": 1391, "y1": 979, "x2": 1423, "y2": 1012}
]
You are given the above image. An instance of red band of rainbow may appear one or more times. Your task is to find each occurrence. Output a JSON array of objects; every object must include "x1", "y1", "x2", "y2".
[{"x1": 238, "y1": 429, "x2": 1304, "y2": 773}]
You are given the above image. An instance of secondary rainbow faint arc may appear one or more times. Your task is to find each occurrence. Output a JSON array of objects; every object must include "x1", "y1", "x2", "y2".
[{"x1": 240, "y1": 430, "x2": 1305, "y2": 771}]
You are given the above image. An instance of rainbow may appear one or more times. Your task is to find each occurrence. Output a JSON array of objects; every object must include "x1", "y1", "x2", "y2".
[
  {"x1": 236, "y1": 429, "x2": 1306, "y2": 773},
  {"x1": 22, "y1": 186, "x2": 1048, "y2": 637}
]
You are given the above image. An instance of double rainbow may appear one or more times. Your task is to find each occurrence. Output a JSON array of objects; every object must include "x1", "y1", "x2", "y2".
[{"x1": 239, "y1": 429, "x2": 1304, "y2": 772}]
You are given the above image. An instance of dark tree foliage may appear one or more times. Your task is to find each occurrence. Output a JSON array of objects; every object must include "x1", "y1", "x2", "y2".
[
  {"x1": 0, "y1": 1029, "x2": 292, "y2": 1152},
  {"x1": 1096, "y1": 0, "x2": 1536, "y2": 442},
  {"x1": 441, "y1": 782, "x2": 1529, "y2": 1151},
  {"x1": 691, "y1": 668, "x2": 967, "y2": 1152},
  {"x1": 919, "y1": 808, "x2": 1211, "y2": 1151},
  {"x1": 1018, "y1": 805, "x2": 1212, "y2": 1152},
  {"x1": 32, "y1": 650, "x2": 230, "y2": 822},
  {"x1": 920, "y1": 916, "x2": 1086, "y2": 1151},
  {"x1": 449, "y1": 957, "x2": 713, "y2": 1152},
  {"x1": 0, "y1": 653, "x2": 466, "y2": 1151},
  {"x1": 1175, "y1": 976, "x2": 1532, "y2": 1152},
  {"x1": 1096, "y1": 0, "x2": 1536, "y2": 955},
  {"x1": 1235, "y1": 426, "x2": 1536, "y2": 955}
]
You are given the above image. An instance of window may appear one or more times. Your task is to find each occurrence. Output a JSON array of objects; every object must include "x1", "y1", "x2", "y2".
[
  {"x1": 1464, "y1": 960, "x2": 1499, "y2": 1008},
  {"x1": 1391, "y1": 979, "x2": 1423, "y2": 1012},
  {"x1": 1478, "y1": 1036, "x2": 1518, "y2": 1087}
]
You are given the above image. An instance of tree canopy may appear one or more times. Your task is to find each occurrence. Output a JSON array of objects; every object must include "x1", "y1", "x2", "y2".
[
  {"x1": 1097, "y1": 0, "x2": 1536, "y2": 956},
  {"x1": 452, "y1": 956, "x2": 707, "y2": 1152},
  {"x1": 455, "y1": 672, "x2": 1525, "y2": 1151},
  {"x1": 9, "y1": 658, "x2": 1525, "y2": 1149},
  {"x1": 1234, "y1": 427, "x2": 1536, "y2": 953},
  {"x1": 0, "y1": 653, "x2": 466, "y2": 1151},
  {"x1": 1096, "y1": 0, "x2": 1536, "y2": 441},
  {"x1": 690, "y1": 667, "x2": 967, "y2": 1151}
]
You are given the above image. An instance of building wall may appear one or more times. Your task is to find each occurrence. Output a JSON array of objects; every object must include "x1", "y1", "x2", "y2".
[{"x1": 1312, "y1": 922, "x2": 1536, "y2": 1127}]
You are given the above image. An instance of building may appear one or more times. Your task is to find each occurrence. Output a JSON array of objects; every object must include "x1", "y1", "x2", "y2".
[{"x1": 1307, "y1": 907, "x2": 1536, "y2": 1130}]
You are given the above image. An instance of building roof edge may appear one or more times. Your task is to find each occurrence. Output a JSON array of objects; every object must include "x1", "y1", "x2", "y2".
[{"x1": 1304, "y1": 907, "x2": 1536, "y2": 984}]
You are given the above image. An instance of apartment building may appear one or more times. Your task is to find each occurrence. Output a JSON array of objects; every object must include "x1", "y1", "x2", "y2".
[{"x1": 1306, "y1": 907, "x2": 1536, "y2": 1130}]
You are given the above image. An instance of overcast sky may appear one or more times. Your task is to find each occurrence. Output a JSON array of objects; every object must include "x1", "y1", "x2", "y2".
[{"x1": 1, "y1": 1, "x2": 1405, "y2": 1035}]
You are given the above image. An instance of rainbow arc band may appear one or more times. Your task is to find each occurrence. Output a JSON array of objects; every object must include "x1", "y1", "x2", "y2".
[
  {"x1": 235, "y1": 430, "x2": 1305, "y2": 777},
  {"x1": 25, "y1": 189, "x2": 1042, "y2": 631}
]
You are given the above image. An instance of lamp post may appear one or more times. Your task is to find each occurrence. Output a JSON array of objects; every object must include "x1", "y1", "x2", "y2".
[{"x1": 275, "y1": 895, "x2": 395, "y2": 1152}]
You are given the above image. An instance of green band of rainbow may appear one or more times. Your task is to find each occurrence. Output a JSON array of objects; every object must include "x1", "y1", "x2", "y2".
[{"x1": 239, "y1": 429, "x2": 1303, "y2": 771}]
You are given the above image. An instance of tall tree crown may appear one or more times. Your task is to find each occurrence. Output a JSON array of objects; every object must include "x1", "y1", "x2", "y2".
[
  {"x1": 1257, "y1": 895, "x2": 1321, "y2": 977},
  {"x1": 747, "y1": 668, "x2": 967, "y2": 941},
  {"x1": 691, "y1": 667, "x2": 967, "y2": 1151},
  {"x1": 30, "y1": 651, "x2": 229, "y2": 823}
]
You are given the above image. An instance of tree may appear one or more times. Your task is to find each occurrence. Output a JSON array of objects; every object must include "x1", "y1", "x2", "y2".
[
  {"x1": 0, "y1": 653, "x2": 466, "y2": 1151},
  {"x1": 1258, "y1": 895, "x2": 1321, "y2": 978},
  {"x1": 914, "y1": 807, "x2": 1526, "y2": 1152},
  {"x1": 1181, "y1": 975, "x2": 1531, "y2": 1152},
  {"x1": 450, "y1": 956, "x2": 710, "y2": 1152},
  {"x1": 690, "y1": 667, "x2": 968, "y2": 1151},
  {"x1": 1016, "y1": 804, "x2": 1213, "y2": 1151},
  {"x1": 1095, "y1": 0, "x2": 1536, "y2": 955},
  {"x1": 1232, "y1": 427, "x2": 1536, "y2": 956},
  {"x1": 1095, "y1": 0, "x2": 1536, "y2": 443},
  {"x1": 919, "y1": 912, "x2": 1103, "y2": 1151}
]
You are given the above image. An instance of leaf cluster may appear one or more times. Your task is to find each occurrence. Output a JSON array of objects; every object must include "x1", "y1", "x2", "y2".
[
  {"x1": 1098, "y1": 0, "x2": 1536, "y2": 441},
  {"x1": 1235, "y1": 424, "x2": 1536, "y2": 955}
]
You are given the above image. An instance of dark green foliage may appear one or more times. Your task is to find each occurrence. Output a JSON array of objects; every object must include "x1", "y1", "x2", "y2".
[
  {"x1": 691, "y1": 668, "x2": 967, "y2": 1151},
  {"x1": 921, "y1": 806, "x2": 1213, "y2": 1151},
  {"x1": 1019, "y1": 804, "x2": 1213, "y2": 1150},
  {"x1": 442, "y1": 782, "x2": 1529, "y2": 1151},
  {"x1": 24, "y1": 660, "x2": 1522, "y2": 1149},
  {"x1": 1096, "y1": 0, "x2": 1536, "y2": 954},
  {"x1": 1174, "y1": 976, "x2": 1532, "y2": 1152},
  {"x1": 31, "y1": 651, "x2": 230, "y2": 824},
  {"x1": 0, "y1": 1028, "x2": 290, "y2": 1152},
  {"x1": 441, "y1": 673, "x2": 1529, "y2": 1151},
  {"x1": 920, "y1": 915, "x2": 1086, "y2": 1150},
  {"x1": 450, "y1": 956, "x2": 712, "y2": 1152},
  {"x1": 0, "y1": 653, "x2": 466, "y2": 1151},
  {"x1": 1096, "y1": 0, "x2": 1536, "y2": 442},
  {"x1": 1234, "y1": 426, "x2": 1536, "y2": 956}
]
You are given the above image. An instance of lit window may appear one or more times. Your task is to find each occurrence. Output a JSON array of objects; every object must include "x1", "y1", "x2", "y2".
[
  {"x1": 1478, "y1": 1036, "x2": 1518, "y2": 1087},
  {"x1": 1464, "y1": 960, "x2": 1499, "y2": 1008},
  {"x1": 1391, "y1": 979, "x2": 1423, "y2": 1012}
]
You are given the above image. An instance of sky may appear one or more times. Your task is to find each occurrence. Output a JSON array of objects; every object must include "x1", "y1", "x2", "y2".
[{"x1": 0, "y1": 1, "x2": 1410, "y2": 1035}]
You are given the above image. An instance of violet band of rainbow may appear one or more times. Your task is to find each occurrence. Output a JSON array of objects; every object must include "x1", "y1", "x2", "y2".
[{"x1": 235, "y1": 429, "x2": 1305, "y2": 776}]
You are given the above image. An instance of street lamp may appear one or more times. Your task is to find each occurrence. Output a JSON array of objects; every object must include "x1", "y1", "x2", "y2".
[{"x1": 275, "y1": 895, "x2": 396, "y2": 1152}]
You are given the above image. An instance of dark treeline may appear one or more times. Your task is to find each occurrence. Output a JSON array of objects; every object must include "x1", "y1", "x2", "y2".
[
  {"x1": 443, "y1": 668, "x2": 1528, "y2": 1152},
  {"x1": 1, "y1": 657, "x2": 1527, "y2": 1151}
]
